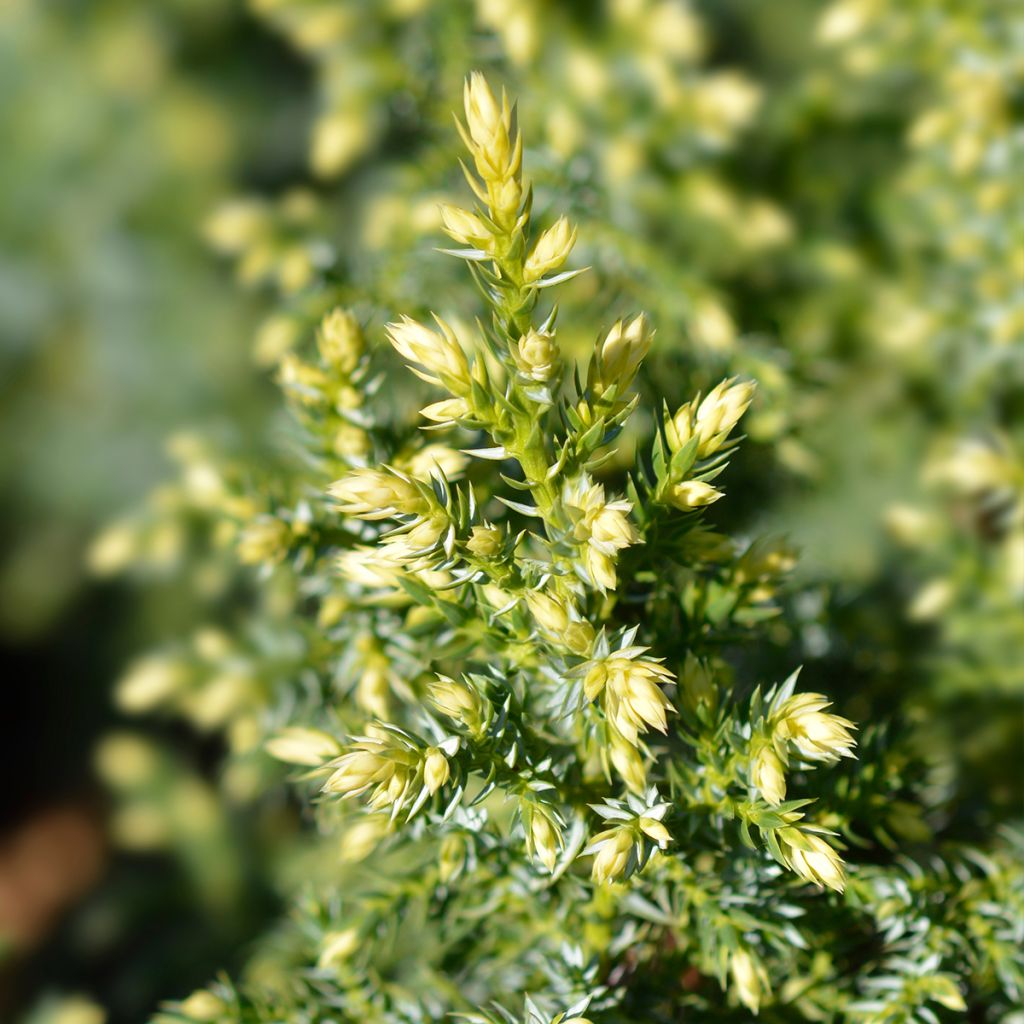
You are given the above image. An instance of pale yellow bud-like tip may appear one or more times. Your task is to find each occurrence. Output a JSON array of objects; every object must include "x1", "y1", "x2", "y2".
[
  {"x1": 386, "y1": 314, "x2": 471, "y2": 386},
  {"x1": 465, "y1": 524, "x2": 503, "y2": 558},
  {"x1": 317, "y1": 307, "x2": 364, "y2": 373},
  {"x1": 530, "y1": 812, "x2": 561, "y2": 872},
  {"x1": 339, "y1": 816, "x2": 389, "y2": 863},
  {"x1": 523, "y1": 216, "x2": 577, "y2": 282},
  {"x1": 590, "y1": 828, "x2": 633, "y2": 884},
  {"x1": 525, "y1": 590, "x2": 570, "y2": 633},
  {"x1": 780, "y1": 828, "x2": 846, "y2": 892},
  {"x1": 729, "y1": 948, "x2": 769, "y2": 1014},
  {"x1": 666, "y1": 480, "x2": 723, "y2": 510},
  {"x1": 464, "y1": 72, "x2": 507, "y2": 147},
  {"x1": 590, "y1": 313, "x2": 653, "y2": 397},
  {"x1": 439, "y1": 204, "x2": 492, "y2": 248},
  {"x1": 328, "y1": 467, "x2": 429, "y2": 520},
  {"x1": 693, "y1": 377, "x2": 757, "y2": 457},
  {"x1": 638, "y1": 817, "x2": 672, "y2": 849},
  {"x1": 513, "y1": 328, "x2": 560, "y2": 382},
  {"x1": 266, "y1": 727, "x2": 342, "y2": 767},
  {"x1": 609, "y1": 731, "x2": 648, "y2": 793},
  {"x1": 318, "y1": 927, "x2": 361, "y2": 969},
  {"x1": 751, "y1": 744, "x2": 787, "y2": 805},
  {"x1": 420, "y1": 397, "x2": 470, "y2": 424},
  {"x1": 179, "y1": 991, "x2": 227, "y2": 1021},
  {"x1": 423, "y1": 748, "x2": 451, "y2": 795}
]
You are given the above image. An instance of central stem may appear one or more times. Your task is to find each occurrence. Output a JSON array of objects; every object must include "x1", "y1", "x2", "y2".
[{"x1": 517, "y1": 441, "x2": 558, "y2": 518}]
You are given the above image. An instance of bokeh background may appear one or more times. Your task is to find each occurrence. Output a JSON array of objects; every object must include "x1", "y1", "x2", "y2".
[{"x1": 1, "y1": 0, "x2": 1019, "y2": 1021}]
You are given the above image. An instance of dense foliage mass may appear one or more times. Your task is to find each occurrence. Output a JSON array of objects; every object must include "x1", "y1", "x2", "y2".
[
  {"x1": 11, "y1": 1, "x2": 1018, "y2": 1022},
  {"x1": 99, "y1": 69, "x2": 1021, "y2": 1023}
]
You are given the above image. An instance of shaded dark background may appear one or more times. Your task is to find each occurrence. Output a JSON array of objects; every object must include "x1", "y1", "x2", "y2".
[{"x1": 0, "y1": 1, "x2": 306, "y2": 1018}]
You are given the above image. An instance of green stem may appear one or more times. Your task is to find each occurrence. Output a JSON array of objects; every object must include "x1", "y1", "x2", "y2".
[{"x1": 515, "y1": 438, "x2": 558, "y2": 517}]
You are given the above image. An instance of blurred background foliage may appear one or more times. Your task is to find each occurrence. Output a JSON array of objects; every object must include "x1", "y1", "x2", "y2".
[{"x1": 0, "y1": 0, "x2": 1019, "y2": 1021}]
